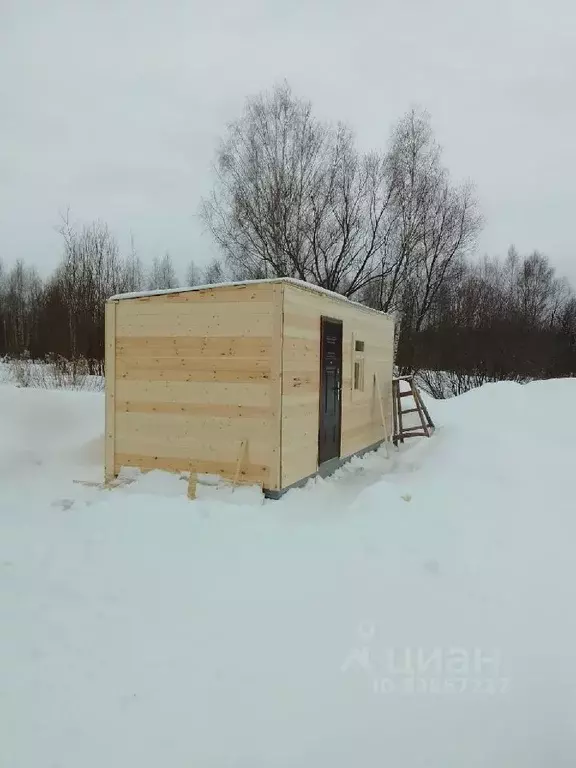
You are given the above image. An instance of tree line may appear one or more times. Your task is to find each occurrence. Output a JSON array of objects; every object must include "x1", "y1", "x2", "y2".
[
  {"x1": 409, "y1": 247, "x2": 576, "y2": 391},
  {"x1": 0, "y1": 215, "x2": 223, "y2": 367},
  {"x1": 201, "y1": 84, "x2": 576, "y2": 381},
  {"x1": 1, "y1": 82, "x2": 575, "y2": 385}
]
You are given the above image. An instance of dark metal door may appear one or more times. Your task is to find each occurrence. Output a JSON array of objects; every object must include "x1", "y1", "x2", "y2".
[{"x1": 318, "y1": 318, "x2": 343, "y2": 465}]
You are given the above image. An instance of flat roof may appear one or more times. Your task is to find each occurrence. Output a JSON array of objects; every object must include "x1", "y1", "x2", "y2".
[{"x1": 109, "y1": 277, "x2": 392, "y2": 317}]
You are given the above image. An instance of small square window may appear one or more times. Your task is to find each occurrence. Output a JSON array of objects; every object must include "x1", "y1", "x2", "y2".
[{"x1": 355, "y1": 340, "x2": 365, "y2": 352}]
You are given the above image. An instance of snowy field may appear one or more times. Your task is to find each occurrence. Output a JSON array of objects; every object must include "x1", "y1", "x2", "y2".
[{"x1": 1, "y1": 380, "x2": 576, "y2": 766}]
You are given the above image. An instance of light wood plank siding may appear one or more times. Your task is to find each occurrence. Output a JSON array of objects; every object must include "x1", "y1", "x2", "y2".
[
  {"x1": 280, "y1": 283, "x2": 394, "y2": 488},
  {"x1": 269, "y1": 283, "x2": 285, "y2": 490},
  {"x1": 104, "y1": 301, "x2": 117, "y2": 482},
  {"x1": 107, "y1": 279, "x2": 393, "y2": 494},
  {"x1": 111, "y1": 283, "x2": 281, "y2": 489}
]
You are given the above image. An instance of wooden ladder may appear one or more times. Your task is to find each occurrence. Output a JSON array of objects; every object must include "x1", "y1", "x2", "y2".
[{"x1": 392, "y1": 375, "x2": 435, "y2": 444}]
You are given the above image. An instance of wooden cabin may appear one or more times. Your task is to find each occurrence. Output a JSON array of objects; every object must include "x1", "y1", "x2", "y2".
[{"x1": 105, "y1": 278, "x2": 394, "y2": 497}]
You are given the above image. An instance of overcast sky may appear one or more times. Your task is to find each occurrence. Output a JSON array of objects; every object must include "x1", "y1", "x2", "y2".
[{"x1": 2, "y1": 0, "x2": 575, "y2": 280}]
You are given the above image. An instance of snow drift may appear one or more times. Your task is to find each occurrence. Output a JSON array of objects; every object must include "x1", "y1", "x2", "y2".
[{"x1": 1, "y1": 380, "x2": 576, "y2": 767}]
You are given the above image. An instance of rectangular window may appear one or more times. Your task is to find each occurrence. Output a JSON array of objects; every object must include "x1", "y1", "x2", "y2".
[
  {"x1": 353, "y1": 338, "x2": 365, "y2": 391},
  {"x1": 354, "y1": 360, "x2": 364, "y2": 390}
]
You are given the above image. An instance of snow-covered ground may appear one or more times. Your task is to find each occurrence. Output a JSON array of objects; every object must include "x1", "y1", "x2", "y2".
[{"x1": 1, "y1": 380, "x2": 576, "y2": 766}]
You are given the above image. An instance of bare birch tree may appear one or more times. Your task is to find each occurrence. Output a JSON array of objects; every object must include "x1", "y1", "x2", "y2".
[
  {"x1": 203, "y1": 258, "x2": 226, "y2": 284},
  {"x1": 185, "y1": 259, "x2": 202, "y2": 286},
  {"x1": 121, "y1": 234, "x2": 145, "y2": 292},
  {"x1": 367, "y1": 110, "x2": 482, "y2": 322},
  {"x1": 147, "y1": 252, "x2": 178, "y2": 290},
  {"x1": 56, "y1": 215, "x2": 124, "y2": 360},
  {"x1": 201, "y1": 83, "x2": 396, "y2": 296}
]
